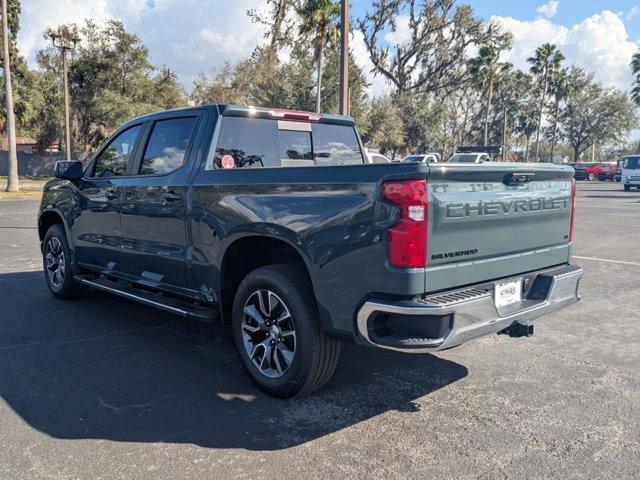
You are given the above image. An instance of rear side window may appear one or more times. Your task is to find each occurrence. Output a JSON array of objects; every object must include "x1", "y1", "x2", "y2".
[
  {"x1": 212, "y1": 117, "x2": 279, "y2": 169},
  {"x1": 208, "y1": 117, "x2": 363, "y2": 169},
  {"x1": 139, "y1": 117, "x2": 198, "y2": 175},
  {"x1": 312, "y1": 123, "x2": 363, "y2": 166},
  {"x1": 93, "y1": 125, "x2": 142, "y2": 177}
]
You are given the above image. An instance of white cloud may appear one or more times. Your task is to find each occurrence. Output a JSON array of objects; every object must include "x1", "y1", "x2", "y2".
[
  {"x1": 16, "y1": 1, "x2": 639, "y2": 99},
  {"x1": 351, "y1": 30, "x2": 393, "y2": 98},
  {"x1": 18, "y1": 0, "x2": 267, "y2": 88},
  {"x1": 536, "y1": 1, "x2": 559, "y2": 19},
  {"x1": 494, "y1": 10, "x2": 637, "y2": 90},
  {"x1": 384, "y1": 15, "x2": 412, "y2": 46},
  {"x1": 627, "y1": 6, "x2": 639, "y2": 20}
]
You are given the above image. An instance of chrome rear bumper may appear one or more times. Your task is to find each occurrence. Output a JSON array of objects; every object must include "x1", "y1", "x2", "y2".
[{"x1": 356, "y1": 264, "x2": 582, "y2": 353}]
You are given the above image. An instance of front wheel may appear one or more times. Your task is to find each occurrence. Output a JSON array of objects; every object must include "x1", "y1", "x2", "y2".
[
  {"x1": 232, "y1": 264, "x2": 341, "y2": 398},
  {"x1": 43, "y1": 224, "x2": 84, "y2": 299},
  {"x1": 588, "y1": 173, "x2": 596, "y2": 181},
  {"x1": 624, "y1": 185, "x2": 631, "y2": 191}
]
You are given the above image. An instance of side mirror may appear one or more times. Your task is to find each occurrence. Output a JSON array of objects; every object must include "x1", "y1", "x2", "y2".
[{"x1": 54, "y1": 161, "x2": 83, "y2": 180}]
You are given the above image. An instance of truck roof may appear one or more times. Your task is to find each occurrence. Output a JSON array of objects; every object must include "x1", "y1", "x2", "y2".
[{"x1": 125, "y1": 104, "x2": 355, "y2": 127}]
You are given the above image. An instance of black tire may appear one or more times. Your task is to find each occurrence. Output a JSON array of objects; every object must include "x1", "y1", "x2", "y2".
[
  {"x1": 43, "y1": 224, "x2": 84, "y2": 299},
  {"x1": 231, "y1": 264, "x2": 341, "y2": 398},
  {"x1": 624, "y1": 185, "x2": 631, "y2": 191}
]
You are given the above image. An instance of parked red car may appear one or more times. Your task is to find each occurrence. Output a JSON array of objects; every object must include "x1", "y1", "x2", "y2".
[
  {"x1": 572, "y1": 162, "x2": 596, "y2": 180},
  {"x1": 585, "y1": 162, "x2": 618, "y2": 181}
]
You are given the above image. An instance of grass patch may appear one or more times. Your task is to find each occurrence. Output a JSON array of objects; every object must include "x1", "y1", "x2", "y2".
[
  {"x1": 0, "y1": 176, "x2": 51, "y2": 196},
  {"x1": 0, "y1": 189, "x2": 43, "y2": 200}
]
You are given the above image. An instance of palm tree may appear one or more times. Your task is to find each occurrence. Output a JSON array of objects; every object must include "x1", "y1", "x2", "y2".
[
  {"x1": 468, "y1": 45, "x2": 510, "y2": 146},
  {"x1": 493, "y1": 63, "x2": 515, "y2": 160},
  {"x1": 516, "y1": 114, "x2": 537, "y2": 161},
  {"x1": 548, "y1": 67, "x2": 572, "y2": 162},
  {"x1": 299, "y1": 0, "x2": 340, "y2": 113},
  {"x1": 528, "y1": 43, "x2": 564, "y2": 161},
  {"x1": 632, "y1": 49, "x2": 640, "y2": 106},
  {"x1": 1, "y1": 0, "x2": 18, "y2": 191}
]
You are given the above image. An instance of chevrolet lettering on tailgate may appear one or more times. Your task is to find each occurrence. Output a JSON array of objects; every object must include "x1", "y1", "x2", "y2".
[{"x1": 446, "y1": 197, "x2": 570, "y2": 218}]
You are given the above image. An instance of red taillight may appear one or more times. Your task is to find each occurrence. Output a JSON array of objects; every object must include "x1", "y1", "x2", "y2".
[
  {"x1": 569, "y1": 178, "x2": 576, "y2": 242},
  {"x1": 268, "y1": 109, "x2": 323, "y2": 122},
  {"x1": 382, "y1": 179, "x2": 428, "y2": 269}
]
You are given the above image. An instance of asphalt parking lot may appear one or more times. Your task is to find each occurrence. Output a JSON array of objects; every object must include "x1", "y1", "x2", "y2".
[{"x1": 0, "y1": 181, "x2": 638, "y2": 479}]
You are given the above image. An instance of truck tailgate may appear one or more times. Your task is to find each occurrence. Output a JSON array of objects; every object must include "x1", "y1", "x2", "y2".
[{"x1": 425, "y1": 163, "x2": 575, "y2": 293}]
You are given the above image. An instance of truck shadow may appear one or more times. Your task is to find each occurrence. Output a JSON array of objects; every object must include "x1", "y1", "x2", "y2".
[{"x1": 0, "y1": 271, "x2": 467, "y2": 451}]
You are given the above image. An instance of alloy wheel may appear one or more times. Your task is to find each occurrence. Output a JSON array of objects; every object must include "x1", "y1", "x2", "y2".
[
  {"x1": 45, "y1": 236, "x2": 65, "y2": 289},
  {"x1": 241, "y1": 289, "x2": 296, "y2": 378}
]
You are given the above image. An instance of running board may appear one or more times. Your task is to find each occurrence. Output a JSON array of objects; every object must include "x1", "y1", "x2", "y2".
[{"x1": 76, "y1": 276, "x2": 218, "y2": 322}]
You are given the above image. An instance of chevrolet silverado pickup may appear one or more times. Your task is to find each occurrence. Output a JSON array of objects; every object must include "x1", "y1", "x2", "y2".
[{"x1": 38, "y1": 105, "x2": 583, "y2": 397}]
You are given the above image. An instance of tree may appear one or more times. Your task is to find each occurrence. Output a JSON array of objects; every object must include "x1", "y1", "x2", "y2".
[
  {"x1": 439, "y1": 85, "x2": 483, "y2": 157},
  {"x1": 35, "y1": 20, "x2": 186, "y2": 156},
  {"x1": 558, "y1": 68, "x2": 638, "y2": 161},
  {"x1": 358, "y1": 0, "x2": 510, "y2": 96},
  {"x1": 490, "y1": 65, "x2": 532, "y2": 160},
  {"x1": 191, "y1": 46, "x2": 315, "y2": 110},
  {"x1": 468, "y1": 44, "x2": 510, "y2": 146},
  {"x1": 248, "y1": 0, "x2": 302, "y2": 52},
  {"x1": 0, "y1": 0, "x2": 38, "y2": 144},
  {"x1": 547, "y1": 67, "x2": 571, "y2": 162},
  {"x1": 359, "y1": 96, "x2": 405, "y2": 156},
  {"x1": 191, "y1": 40, "x2": 369, "y2": 119},
  {"x1": 632, "y1": 49, "x2": 640, "y2": 106},
  {"x1": 1, "y1": 0, "x2": 17, "y2": 191},
  {"x1": 515, "y1": 96, "x2": 538, "y2": 161},
  {"x1": 298, "y1": 0, "x2": 341, "y2": 113},
  {"x1": 528, "y1": 43, "x2": 564, "y2": 161}
]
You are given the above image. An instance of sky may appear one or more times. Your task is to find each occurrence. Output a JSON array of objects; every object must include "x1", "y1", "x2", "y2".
[{"x1": 16, "y1": 0, "x2": 640, "y2": 97}]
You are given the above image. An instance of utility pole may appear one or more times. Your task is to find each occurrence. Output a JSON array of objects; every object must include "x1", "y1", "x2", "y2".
[
  {"x1": 502, "y1": 104, "x2": 508, "y2": 162},
  {"x1": 47, "y1": 26, "x2": 79, "y2": 161},
  {"x1": 339, "y1": 0, "x2": 350, "y2": 115},
  {"x1": 61, "y1": 48, "x2": 71, "y2": 160},
  {"x1": 2, "y1": 0, "x2": 18, "y2": 192}
]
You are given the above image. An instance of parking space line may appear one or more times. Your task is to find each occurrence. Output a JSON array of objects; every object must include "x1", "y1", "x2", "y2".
[{"x1": 573, "y1": 255, "x2": 640, "y2": 266}]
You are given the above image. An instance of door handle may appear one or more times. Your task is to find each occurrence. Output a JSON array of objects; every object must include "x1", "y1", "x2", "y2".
[
  {"x1": 161, "y1": 191, "x2": 182, "y2": 202},
  {"x1": 105, "y1": 187, "x2": 120, "y2": 200}
]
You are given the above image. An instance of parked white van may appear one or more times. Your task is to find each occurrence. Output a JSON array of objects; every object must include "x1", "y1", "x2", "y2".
[{"x1": 622, "y1": 156, "x2": 640, "y2": 191}]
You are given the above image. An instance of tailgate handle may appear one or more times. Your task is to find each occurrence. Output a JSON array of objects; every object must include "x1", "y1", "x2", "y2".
[{"x1": 504, "y1": 172, "x2": 535, "y2": 186}]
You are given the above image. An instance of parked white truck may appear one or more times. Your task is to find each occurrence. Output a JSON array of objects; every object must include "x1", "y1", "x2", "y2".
[{"x1": 622, "y1": 156, "x2": 640, "y2": 191}]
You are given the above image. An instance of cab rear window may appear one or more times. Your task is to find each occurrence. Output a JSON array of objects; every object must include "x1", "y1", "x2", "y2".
[{"x1": 206, "y1": 117, "x2": 363, "y2": 170}]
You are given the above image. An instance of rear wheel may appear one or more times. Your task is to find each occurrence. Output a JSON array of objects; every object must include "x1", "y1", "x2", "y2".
[
  {"x1": 232, "y1": 264, "x2": 341, "y2": 398},
  {"x1": 43, "y1": 224, "x2": 84, "y2": 299}
]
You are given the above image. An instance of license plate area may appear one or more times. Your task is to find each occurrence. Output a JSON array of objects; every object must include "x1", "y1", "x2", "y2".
[{"x1": 494, "y1": 279, "x2": 522, "y2": 308}]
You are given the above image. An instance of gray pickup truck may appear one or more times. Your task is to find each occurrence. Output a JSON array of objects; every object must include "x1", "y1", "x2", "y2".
[{"x1": 38, "y1": 105, "x2": 582, "y2": 397}]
